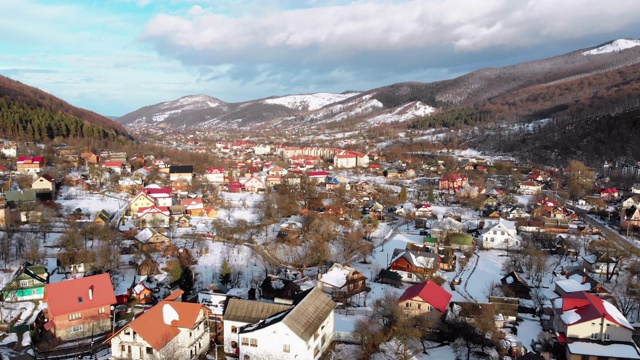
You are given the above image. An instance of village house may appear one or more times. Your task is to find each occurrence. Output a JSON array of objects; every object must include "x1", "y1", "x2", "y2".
[
  {"x1": 397, "y1": 280, "x2": 452, "y2": 328},
  {"x1": 80, "y1": 152, "x2": 100, "y2": 165},
  {"x1": 552, "y1": 291, "x2": 640, "y2": 360},
  {"x1": 1, "y1": 143, "x2": 17, "y2": 158},
  {"x1": 317, "y1": 263, "x2": 368, "y2": 306},
  {"x1": 180, "y1": 197, "x2": 204, "y2": 216},
  {"x1": 439, "y1": 173, "x2": 468, "y2": 192},
  {"x1": 388, "y1": 248, "x2": 439, "y2": 283},
  {"x1": 2, "y1": 262, "x2": 48, "y2": 302},
  {"x1": 481, "y1": 218, "x2": 522, "y2": 250},
  {"x1": 554, "y1": 269, "x2": 608, "y2": 296},
  {"x1": 143, "y1": 187, "x2": 173, "y2": 207},
  {"x1": 136, "y1": 206, "x2": 171, "y2": 228},
  {"x1": 169, "y1": 165, "x2": 194, "y2": 184},
  {"x1": 518, "y1": 181, "x2": 543, "y2": 195},
  {"x1": 205, "y1": 166, "x2": 226, "y2": 183},
  {"x1": 128, "y1": 191, "x2": 156, "y2": 217},
  {"x1": 135, "y1": 227, "x2": 171, "y2": 252},
  {"x1": 102, "y1": 160, "x2": 127, "y2": 175},
  {"x1": 43, "y1": 273, "x2": 116, "y2": 341},
  {"x1": 243, "y1": 176, "x2": 265, "y2": 193},
  {"x1": 501, "y1": 272, "x2": 532, "y2": 299},
  {"x1": 105, "y1": 299, "x2": 210, "y2": 360},
  {"x1": 16, "y1": 155, "x2": 45, "y2": 174},
  {"x1": 223, "y1": 288, "x2": 335, "y2": 360},
  {"x1": 31, "y1": 174, "x2": 56, "y2": 197}
]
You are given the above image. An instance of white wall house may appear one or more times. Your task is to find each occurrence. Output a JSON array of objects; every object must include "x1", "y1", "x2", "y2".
[
  {"x1": 107, "y1": 300, "x2": 210, "y2": 360},
  {"x1": 224, "y1": 288, "x2": 335, "y2": 360},
  {"x1": 481, "y1": 218, "x2": 521, "y2": 250}
]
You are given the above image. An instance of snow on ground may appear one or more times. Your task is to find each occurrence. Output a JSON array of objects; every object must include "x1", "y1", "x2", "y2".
[
  {"x1": 364, "y1": 101, "x2": 435, "y2": 126},
  {"x1": 262, "y1": 92, "x2": 359, "y2": 111},
  {"x1": 583, "y1": 39, "x2": 640, "y2": 55},
  {"x1": 57, "y1": 187, "x2": 128, "y2": 217}
]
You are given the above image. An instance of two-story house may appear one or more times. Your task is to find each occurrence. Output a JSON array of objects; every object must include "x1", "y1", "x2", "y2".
[
  {"x1": 317, "y1": 264, "x2": 368, "y2": 306},
  {"x1": 397, "y1": 280, "x2": 452, "y2": 328},
  {"x1": 43, "y1": 273, "x2": 116, "y2": 341},
  {"x1": 129, "y1": 192, "x2": 157, "y2": 217},
  {"x1": 2, "y1": 262, "x2": 48, "y2": 302},
  {"x1": 16, "y1": 156, "x2": 45, "y2": 174},
  {"x1": 169, "y1": 165, "x2": 194, "y2": 184},
  {"x1": 552, "y1": 291, "x2": 640, "y2": 359},
  {"x1": 106, "y1": 300, "x2": 209, "y2": 359},
  {"x1": 388, "y1": 249, "x2": 439, "y2": 283},
  {"x1": 205, "y1": 167, "x2": 226, "y2": 183},
  {"x1": 481, "y1": 218, "x2": 521, "y2": 250},
  {"x1": 224, "y1": 288, "x2": 336, "y2": 360}
]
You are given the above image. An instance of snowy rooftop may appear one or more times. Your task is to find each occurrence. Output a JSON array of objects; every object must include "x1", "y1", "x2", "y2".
[{"x1": 567, "y1": 342, "x2": 640, "y2": 359}]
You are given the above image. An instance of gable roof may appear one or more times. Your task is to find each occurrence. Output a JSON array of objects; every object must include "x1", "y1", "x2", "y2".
[
  {"x1": 554, "y1": 291, "x2": 633, "y2": 330},
  {"x1": 390, "y1": 249, "x2": 438, "y2": 269},
  {"x1": 115, "y1": 300, "x2": 205, "y2": 351},
  {"x1": 45, "y1": 273, "x2": 115, "y2": 317},
  {"x1": 224, "y1": 299, "x2": 292, "y2": 324},
  {"x1": 281, "y1": 287, "x2": 336, "y2": 341},
  {"x1": 397, "y1": 280, "x2": 452, "y2": 313}
]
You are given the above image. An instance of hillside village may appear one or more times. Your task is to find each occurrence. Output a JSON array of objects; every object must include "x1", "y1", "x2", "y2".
[{"x1": 0, "y1": 138, "x2": 639, "y2": 360}]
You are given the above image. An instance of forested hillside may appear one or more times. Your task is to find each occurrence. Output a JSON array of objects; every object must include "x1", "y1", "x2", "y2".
[
  {"x1": 475, "y1": 106, "x2": 640, "y2": 166},
  {"x1": 0, "y1": 75, "x2": 132, "y2": 143}
]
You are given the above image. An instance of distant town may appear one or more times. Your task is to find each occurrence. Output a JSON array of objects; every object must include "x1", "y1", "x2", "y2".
[{"x1": 0, "y1": 137, "x2": 639, "y2": 360}]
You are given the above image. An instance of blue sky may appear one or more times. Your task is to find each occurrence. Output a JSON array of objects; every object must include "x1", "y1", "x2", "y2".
[{"x1": 1, "y1": 0, "x2": 639, "y2": 117}]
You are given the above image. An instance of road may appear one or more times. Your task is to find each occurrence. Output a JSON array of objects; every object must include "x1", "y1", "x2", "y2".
[{"x1": 544, "y1": 190, "x2": 638, "y2": 252}]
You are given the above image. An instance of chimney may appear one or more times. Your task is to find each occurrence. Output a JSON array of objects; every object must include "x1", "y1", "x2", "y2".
[
  {"x1": 582, "y1": 276, "x2": 587, "y2": 284},
  {"x1": 89, "y1": 285, "x2": 94, "y2": 300}
]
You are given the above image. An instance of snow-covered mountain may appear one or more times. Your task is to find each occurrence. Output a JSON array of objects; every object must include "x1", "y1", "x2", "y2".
[
  {"x1": 116, "y1": 38, "x2": 640, "y2": 134},
  {"x1": 583, "y1": 39, "x2": 640, "y2": 55},
  {"x1": 261, "y1": 92, "x2": 360, "y2": 111}
]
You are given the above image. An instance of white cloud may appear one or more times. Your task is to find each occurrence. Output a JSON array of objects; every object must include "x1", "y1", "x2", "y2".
[{"x1": 142, "y1": 0, "x2": 640, "y2": 59}]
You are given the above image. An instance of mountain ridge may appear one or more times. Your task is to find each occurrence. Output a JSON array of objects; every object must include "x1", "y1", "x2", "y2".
[{"x1": 116, "y1": 39, "x2": 640, "y2": 136}]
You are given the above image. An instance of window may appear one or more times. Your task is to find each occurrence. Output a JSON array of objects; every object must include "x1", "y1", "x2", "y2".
[
  {"x1": 417, "y1": 304, "x2": 422, "y2": 310},
  {"x1": 231, "y1": 326, "x2": 238, "y2": 334},
  {"x1": 124, "y1": 329, "x2": 131, "y2": 336},
  {"x1": 19, "y1": 280, "x2": 29, "y2": 287},
  {"x1": 250, "y1": 338, "x2": 257, "y2": 347},
  {"x1": 99, "y1": 307, "x2": 105, "y2": 314},
  {"x1": 405, "y1": 302, "x2": 412, "y2": 308},
  {"x1": 427, "y1": 305, "x2": 434, "y2": 312},
  {"x1": 283, "y1": 344, "x2": 290, "y2": 353},
  {"x1": 590, "y1": 333, "x2": 598, "y2": 340},
  {"x1": 603, "y1": 333, "x2": 610, "y2": 341},
  {"x1": 146, "y1": 347, "x2": 153, "y2": 355},
  {"x1": 241, "y1": 338, "x2": 249, "y2": 346},
  {"x1": 70, "y1": 325, "x2": 83, "y2": 333},
  {"x1": 68, "y1": 313, "x2": 81, "y2": 320}
]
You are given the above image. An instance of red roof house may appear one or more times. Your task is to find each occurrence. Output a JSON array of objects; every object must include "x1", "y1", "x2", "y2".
[
  {"x1": 44, "y1": 273, "x2": 116, "y2": 340},
  {"x1": 105, "y1": 300, "x2": 210, "y2": 359},
  {"x1": 397, "y1": 280, "x2": 452, "y2": 326}
]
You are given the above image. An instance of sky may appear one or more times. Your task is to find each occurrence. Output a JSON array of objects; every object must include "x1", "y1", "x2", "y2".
[{"x1": 1, "y1": 0, "x2": 639, "y2": 117}]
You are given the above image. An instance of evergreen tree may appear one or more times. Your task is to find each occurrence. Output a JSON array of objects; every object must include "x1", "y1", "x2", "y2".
[
  {"x1": 398, "y1": 186, "x2": 408, "y2": 203},
  {"x1": 219, "y1": 258, "x2": 232, "y2": 286}
]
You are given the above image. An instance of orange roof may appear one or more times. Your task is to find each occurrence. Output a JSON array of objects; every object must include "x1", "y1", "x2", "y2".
[
  {"x1": 45, "y1": 273, "x2": 115, "y2": 317},
  {"x1": 124, "y1": 301, "x2": 205, "y2": 351}
]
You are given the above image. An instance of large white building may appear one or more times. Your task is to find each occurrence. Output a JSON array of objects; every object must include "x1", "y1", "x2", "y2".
[{"x1": 224, "y1": 288, "x2": 335, "y2": 360}]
